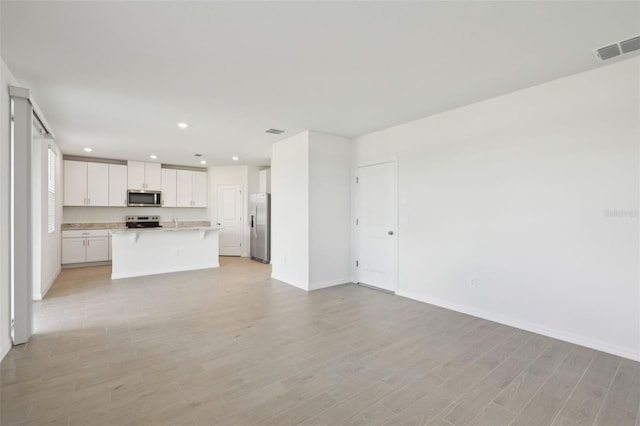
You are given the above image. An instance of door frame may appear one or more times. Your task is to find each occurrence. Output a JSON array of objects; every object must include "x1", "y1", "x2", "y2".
[{"x1": 354, "y1": 158, "x2": 399, "y2": 294}]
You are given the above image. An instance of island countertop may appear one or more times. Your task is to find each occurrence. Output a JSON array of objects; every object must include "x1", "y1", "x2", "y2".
[
  {"x1": 110, "y1": 226, "x2": 222, "y2": 234},
  {"x1": 63, "y1": 220, "x2": 212, "y2": 230}
]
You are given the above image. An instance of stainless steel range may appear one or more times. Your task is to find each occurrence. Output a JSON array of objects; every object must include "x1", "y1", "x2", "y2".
[{"x1": 125, "y1": 216, "x2": 162, "y2": 229}]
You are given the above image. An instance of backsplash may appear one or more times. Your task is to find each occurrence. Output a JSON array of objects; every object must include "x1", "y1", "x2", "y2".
[{"x1": 63, "y1": 206, "x2": 209, "y2": 224}]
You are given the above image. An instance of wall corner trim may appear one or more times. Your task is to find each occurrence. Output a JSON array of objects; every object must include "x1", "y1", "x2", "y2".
[
  {"x1": 39, "y1": 267, "x2": 61, "y2": 301},
  {"x1": 309, "y1": 278, "x2": 352, "y2": 291},
  {"x1": 271, "y1": 273, "x2": 309, "y2": 292},
  {"x1": 396, "y1": 290, "x2": 640, "y2": 362}
]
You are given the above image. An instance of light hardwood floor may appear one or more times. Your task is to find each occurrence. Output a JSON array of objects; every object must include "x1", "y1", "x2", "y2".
[{"x1": 1, "y1": 257, "x2": 639, "y2": 426}]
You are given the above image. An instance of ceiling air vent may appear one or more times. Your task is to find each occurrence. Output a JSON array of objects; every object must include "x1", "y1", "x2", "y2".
[
  {"x1": 594, "y1": 35, "x2": 640, "y2": 62},
  {"x1": 595, "y1": 44, "x2": 621, "y2": 61},
  {"x1": 620, "y1": 36, "x2": 640, "y2": 54},
  {"x1": 265, "y1": 128, "x2": 284, "y2": 135}
]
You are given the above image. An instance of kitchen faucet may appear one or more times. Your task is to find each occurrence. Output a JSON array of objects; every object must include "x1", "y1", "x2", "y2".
[{"x1": 173, "y1": 217, "x2": 179, "y2": 228}]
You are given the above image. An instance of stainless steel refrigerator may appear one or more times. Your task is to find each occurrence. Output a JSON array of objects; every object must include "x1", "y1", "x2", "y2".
[{"x1": 250, "y1": 193, "x2": 270, "y2": 263}]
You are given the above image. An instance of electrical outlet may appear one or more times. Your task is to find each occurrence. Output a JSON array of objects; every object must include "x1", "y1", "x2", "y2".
[{"x1": 469, "y1": 278, "x2": 477, "y2": 288}]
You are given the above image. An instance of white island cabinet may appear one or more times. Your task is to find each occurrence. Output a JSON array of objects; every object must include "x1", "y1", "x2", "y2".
[{"x1": 111, "y1": 227, "x2": 221, "y2": 279}]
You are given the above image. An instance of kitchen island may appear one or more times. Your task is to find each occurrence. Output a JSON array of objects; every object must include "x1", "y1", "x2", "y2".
[{"x1": 111, "y1": 227, "x2": 221, "y2": 279}]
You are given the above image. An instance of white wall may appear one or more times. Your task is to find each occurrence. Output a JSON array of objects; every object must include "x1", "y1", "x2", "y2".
[
  {"x1": 258, "y1": 168, "x2": 271, "y2": 193},
  {"x1": 308, "y1": 131, "x2": 351, "y2": 289},
  {"x1": 0, "y1": 58, "x2": 19, "y2": 360},
  {"x1": 248, "y1": 166, "x2": 260, "y2": 198},
  {"x1": 352, "y1": 58, "x2": 640, "y2": 360},
  {"x1": 271, "y1": 131, "x2": 352, "y2": 291},
  {"x1": 271, "y1": 132, "x2": 310, "y2": 289},
  {"x1": 208, "y1": 165, "x2": 252, "y2": 257},
  {"x1": 32, "y1": 133, "x2": 63, "y2": 300}
]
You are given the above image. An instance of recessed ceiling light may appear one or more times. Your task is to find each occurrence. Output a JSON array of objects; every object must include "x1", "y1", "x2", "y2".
[
  {"x1": 232, "y1": 156, "x2": 239, "y2": 161},
  {"x1": 149, "y1": 154, "x2": 158, "y2": 159},
  {"x1": 177, "y1": 122, "x2": 189, "y2": 129},
  {"x1": 83, "y1": 147, "x2": 93, "y2": 152},
  {"x1": 200, "y1": 160, "x2": 207, "y2": 165}
]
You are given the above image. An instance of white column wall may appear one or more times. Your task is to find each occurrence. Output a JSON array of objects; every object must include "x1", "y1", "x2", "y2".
[{"x1": 271, "y1": 132, "x2": 310, "y2": 290}]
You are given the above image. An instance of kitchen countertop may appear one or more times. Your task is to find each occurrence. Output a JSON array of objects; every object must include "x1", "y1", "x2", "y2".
[
  {"x1": 63, "y1": 221, "x2": 211, "y2": 230},
  {"x1": 111, "y1": 226, "x2": 222, "y2": 234}
]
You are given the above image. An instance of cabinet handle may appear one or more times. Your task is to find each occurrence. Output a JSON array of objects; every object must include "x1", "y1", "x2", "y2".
[{"x1": 82, "y1": 240, "x2": 85, "y2": 246}]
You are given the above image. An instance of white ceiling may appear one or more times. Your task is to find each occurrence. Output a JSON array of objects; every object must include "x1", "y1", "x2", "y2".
[{"x1": 1, "y1": 1, "x2": 638, "y2": 167}]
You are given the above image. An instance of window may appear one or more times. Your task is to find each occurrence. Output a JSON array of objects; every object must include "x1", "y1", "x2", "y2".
[{"x1": 47, "y1": 147, "x2": 56, "y2": 233}]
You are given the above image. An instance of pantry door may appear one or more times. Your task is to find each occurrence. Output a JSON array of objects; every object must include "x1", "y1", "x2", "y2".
[{"x1": 217, "y1": 185, "x2": 242, "y2": 256}]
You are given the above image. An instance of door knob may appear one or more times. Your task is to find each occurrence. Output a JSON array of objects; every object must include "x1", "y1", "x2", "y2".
[{"x1": 388, "y1": 230, "x2": 394, "y2": 235}]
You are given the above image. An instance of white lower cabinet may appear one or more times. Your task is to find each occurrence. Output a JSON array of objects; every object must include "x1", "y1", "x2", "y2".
[
  {"x1": 62, "y1": 230, "x2": 110, "y2": 264},
  {"x1": 86, "y1": 237, "x2": 109, "y2": 262},
  {"x1": 61, "y1": 238, "x2": 86, "y2": 264}
]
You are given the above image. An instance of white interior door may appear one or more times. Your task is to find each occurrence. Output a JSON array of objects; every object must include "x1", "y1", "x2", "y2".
[
  {"x1": 356, "y1": 162, "x2": 396, "y2": 292},
  {"x1": 217, "y1": 184, "x2": 242, "y2": 256}
]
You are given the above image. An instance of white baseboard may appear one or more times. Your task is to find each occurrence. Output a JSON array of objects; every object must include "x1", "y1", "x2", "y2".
[
  {"x1": 397, "y1": 289, "x2": 640, "y2": 362},
  {"x1": 34, "y1": 267, "x2": 61, "y2": 301},
  {"x1": 309, "y1": 278, "x2": 351, "y2": 291},
  {"x1": 112, "y1": 263, "x2": 220, "y2": 280},
  {"x1": 0, "y1": 341, "x2": 11, "y2": 362},
  {"x1": 271, "y1": 273, "x2": 308, "y2": 291}
]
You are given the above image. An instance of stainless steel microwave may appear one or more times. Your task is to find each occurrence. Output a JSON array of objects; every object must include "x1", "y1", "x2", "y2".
[{"x1": 127, "y1": 190, "x2": 161, "y2": 207}]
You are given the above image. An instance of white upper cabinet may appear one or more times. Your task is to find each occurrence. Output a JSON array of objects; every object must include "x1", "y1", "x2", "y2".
[
  {"x1": 145, "y1": 163, "x2": 162, "y2": 191},
  {"x1": 87, "y1": 162, "x2": 109, "y2": 206},
  {"x1": 176, "y1": 169, "x2": 207, "y2": 207},
  {"x1": 176, "y1": 170, "x2": 193, "y2": 207},
  {"x1": 64, "y1": 158, "x2": 206, "y2": 209},
  {"x1": 64, "y1": 160, "x2": 109, "y2": 207},
  {"x1": 193, "y1": 171, "x2": 208, "y2": 207},
  {"x1": 161, "y1": 168, "x2": 177, "y2": 207},
  {"x1": 127, "y1": 161, "x2": 161, "y2": 191},
  {"x1": 64, "y1": 160, "x2": 88, "y2": 206},
  {"x1": 108, "y1": 164, "x2": 128, "y2": 207},
  {"x1": 127, "y1": 161, "x2": 145, "y2": 190}
]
